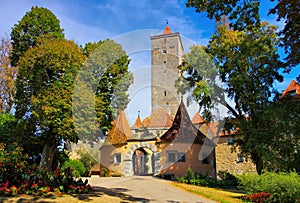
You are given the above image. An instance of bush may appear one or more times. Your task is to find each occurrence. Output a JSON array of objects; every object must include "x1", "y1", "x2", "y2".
[
  {"x1": 241, "y1": 192, "x2": 271, "y2": 203},
  {"x1": 0, "y1": 143, "x2": 93, "y2": 197},
  {"x1": 177, "y1": 168, "x2": 238, "y2": 189},
  {"x1": 238, "y1": 171, "x2": 300, "y2": 202},
  {"x1": 77, "y1": 150, "x2": 97, "y2": 176},
  {"x1": 61, "y1": 159, "x2": 86, "y2": 178}
]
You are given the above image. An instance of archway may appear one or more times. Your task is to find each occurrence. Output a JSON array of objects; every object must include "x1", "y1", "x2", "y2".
[
  {"x1": 133, "y1": 148, "x2": 155, "y2": 175},
  {"x1": 124, "y1": 142, "x2": 160, "y2": 176}
]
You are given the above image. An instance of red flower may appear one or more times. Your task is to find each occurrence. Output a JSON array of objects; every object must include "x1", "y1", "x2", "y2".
[
  {"x1": 31, "y1": 183, "x2": 38, "y2": 188},
  {"x1": 54, "y1": 166, "x2": 60, "y2": 177}
]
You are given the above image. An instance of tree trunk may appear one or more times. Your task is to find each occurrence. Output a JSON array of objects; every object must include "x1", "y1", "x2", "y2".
[
  {"x1": 252, "y1": 152, "x2": 263, "y2": 175},
  {"x1": 39, "y1": 136, "x2": 56, "y2": 171}
]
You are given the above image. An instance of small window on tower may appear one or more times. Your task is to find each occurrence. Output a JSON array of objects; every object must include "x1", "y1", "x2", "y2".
[
  {"x1": 164, "y1": 91, "x2": 167, "y2": 96},
  {"x1": 163, "y1": 50, "x2": 167, "y2": 54},
  {"x1": 164, "y1": 61, "x2": 166, "y2": 64}
]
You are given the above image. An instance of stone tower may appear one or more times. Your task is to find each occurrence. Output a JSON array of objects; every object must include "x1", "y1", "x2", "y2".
[{"x1": 150, "y1": 24, "x2": 183, "y2": 116}]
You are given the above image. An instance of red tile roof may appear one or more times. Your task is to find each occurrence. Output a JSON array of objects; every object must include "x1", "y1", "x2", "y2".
[
  {"x1": 281, "y1": 80, "x2": 300, "y2": 98},
  {"x1": 107, "y1": 111, "x2": 131, "y2": 144},
  {"x1": 191, "y1": 112, "x2": 206, "y2": 124},
  {"x1": 141, "y1": 108, "x2": 173, "y2": 128},
  {"x1": 160, "y1": 101, "x2": 215, "y2": 146},
  {"x1": 132, "y1": 115, "x2": 142, "y2": 128}
]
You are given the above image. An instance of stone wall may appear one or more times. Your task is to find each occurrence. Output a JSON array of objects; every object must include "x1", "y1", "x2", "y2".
[{"x1": 215, "y1": 137, "x2": 257, "y2": 176}]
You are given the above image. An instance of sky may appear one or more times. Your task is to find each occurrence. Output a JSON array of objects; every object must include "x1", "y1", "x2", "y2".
[{"x1": 0, "y1": 0, "x2": 299, "y2": 124}]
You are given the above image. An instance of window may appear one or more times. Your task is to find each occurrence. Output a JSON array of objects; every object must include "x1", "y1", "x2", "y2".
[
  {"x1": 167, "y1": 151, "x2": 186, "y2": 163},
  {"x1": 201, "y1": 153, "x2": 210, "y2": 164},
  {"x1": 237, "y1": 154, "x2": 244, "y2": 163},
  {"x1": 114, "y1": 153, "x2": 121, "y2": 164},
  {"x1": 177, "y1": 152, "x2": 186, "y2": 162},
  {"x1": 162, "y1": 49, "x2": 167, "y2": 54},
  {"x1": 167, "y1": 151, "x2": 177, "y2": 163},
  {"x1": 164, "y1": 91, "x2": 167, "y2": 96}
]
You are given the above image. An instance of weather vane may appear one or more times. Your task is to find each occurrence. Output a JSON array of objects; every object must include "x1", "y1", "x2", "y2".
[{"x1": 166, "y1": 19, "x2": 169, "y2": 25}]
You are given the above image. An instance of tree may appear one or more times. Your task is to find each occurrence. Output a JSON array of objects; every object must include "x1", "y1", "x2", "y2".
[
  {"x1": 10, "y1": 6, "x2": 64, "y2": 66},
  {"x1": 241, "y1": 96, "x2": 300, "y2": 172},
  {"x1": 0, "y1": 113, "x2": 41, "y2": 163},
  {"x1": 0, "y1": 36, "x2": 17, "y2": 113},
  {"x1": 73, "y1": 39, "x2": 133, "y2": 142},
  {"x1": 179, "y1": 22, "x2": 284, "y2": 173},
  {"x1": 15, "y1": 36, "x2": 86, "y2": 170},
  {"x1": 269, "y1": 0, "x2": 300, "y2": 74},
  {"x1": 186, "y1": 0, "x2": 300, "y2": 81}
]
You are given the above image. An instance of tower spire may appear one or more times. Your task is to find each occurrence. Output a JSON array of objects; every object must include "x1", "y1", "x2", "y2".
[{"x1": 162, "y1": 20, "x2": 172, "y2": 34}]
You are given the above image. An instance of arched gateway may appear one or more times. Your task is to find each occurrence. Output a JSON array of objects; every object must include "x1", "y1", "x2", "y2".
[{"x1": 124, "y1": 142, "x2": 160, "y2": 176}]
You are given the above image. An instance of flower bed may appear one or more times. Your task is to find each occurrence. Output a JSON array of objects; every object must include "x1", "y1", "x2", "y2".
[{"x1": 0, "y1": 143, "x2": 94, "y2": 197}]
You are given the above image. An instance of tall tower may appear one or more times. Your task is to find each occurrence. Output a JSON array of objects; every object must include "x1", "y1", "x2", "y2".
[{"x1": 150, "y1": 23, "x2": 183, "y2": 116}]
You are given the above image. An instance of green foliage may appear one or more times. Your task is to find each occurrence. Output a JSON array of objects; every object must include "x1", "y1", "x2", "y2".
[
  {"x1": 177, "y1": 168, "x2": 238, "y2": 190},
  {"x1": 186, "y1": 0, "x2": 300, "y2": 82},
  {"x1": 10, "y1": 6, "x2": 64, "y2": 66},
  {"x1": 176, "y1": 45, "x2": 218, "y2": 121},
  {"x1": 77, "y1": 150, "x2": 97, "y2": 176},
  {"x1": 179, "y1": 22, "x2": 285, "y2": 174},
  {"x1": 269, "y1": 1, "x2": 300, "y2": 72},
  {"x1": 61, "y1": 159, "x2": 86, "y2": 178},
  {"x1": 186, "y1": 0, "x2": 260, "y2": 30},
  {"x1": 238, "y1": 172, "x2": 300, "y2": 203},
  {"x1": 0, "y1": 142, "x2": 29, "y2": 185},
  {"x1": 74, "y1": 39, "x2": 133, "y2": 141},
  {"x1": 15, "y1": 36, "x2": 85, "y2": 170},
  {"x1": 0, "y1": 114, "x2": 17, "y2": 144},
  {"x1": 239, "y1": 96, "x2": 300, "y2": 173},
  {"x1": 0, "y1": 143, "x2": 93, "y2": 197}
]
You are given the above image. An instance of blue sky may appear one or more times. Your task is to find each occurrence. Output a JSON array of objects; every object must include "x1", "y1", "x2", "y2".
[{"x1": 0, "y1": 0, "x2": 298, "y2": 123}]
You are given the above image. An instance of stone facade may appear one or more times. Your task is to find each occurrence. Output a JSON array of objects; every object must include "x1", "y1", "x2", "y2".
[
  {"x1": 214, "y1": 136, "x2": 256, "y2": 176},
  {"x1": 150, "y1": 27, "x2": 183, "y2": 116}
]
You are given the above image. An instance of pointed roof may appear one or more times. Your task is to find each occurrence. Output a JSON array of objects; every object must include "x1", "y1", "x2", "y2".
[
  {"x1": 132, "y1": 114, "x2": 143, "y2": 128},
  {"x1": 107, "y1": 111, "x2": 132, "y2": 145},
  {"x1": 159, "y1": 101, "x2": 215, "y2": 145},
  {"x1": 281, "y1": 80, "x2": 300, "y2": 98},
  {"x1": 141, "y1": 108, "x2": 173, "y2": 128},
  {"x1": 191, "y1": 112, "x2": 206, "y2": 124},
  {"x1": 162, "y1": 25, "x2": 172, "y2": 35}
]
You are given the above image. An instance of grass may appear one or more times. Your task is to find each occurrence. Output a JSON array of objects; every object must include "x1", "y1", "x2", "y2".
[{"x1": 172, "y1": 182, "x2": 246, "y2": 203}]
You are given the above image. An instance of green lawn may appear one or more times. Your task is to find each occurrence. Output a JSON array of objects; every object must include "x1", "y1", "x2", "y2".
[{"x1": 172, "y1": 182, "x2": 245, "y2": 203}]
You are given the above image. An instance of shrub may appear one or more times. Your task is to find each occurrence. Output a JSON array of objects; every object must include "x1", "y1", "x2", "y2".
[
  {"x1": 0, "y1": 143, "x2": 93, "y2": 197},
  {"x1": 241, "y1": 191, "x2": 271, "y2": 203},
  {"x1": 61, "y1": 159, "x2": 86, "y2": 177},
  {"x1": 77, "y1": 150, "x2": 97, "y2": 176},
  {"x1": 177, "y1": 168, "x2": 238, "y2": 190},
  {"x1": 238, "y1": 171, "x2": 300, "y2": 202}
]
